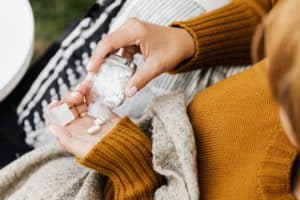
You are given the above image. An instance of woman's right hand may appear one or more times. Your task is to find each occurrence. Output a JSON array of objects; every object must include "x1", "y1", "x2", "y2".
[{"x1": 87, "y1": 18, "x2": 195, "y2": 97}]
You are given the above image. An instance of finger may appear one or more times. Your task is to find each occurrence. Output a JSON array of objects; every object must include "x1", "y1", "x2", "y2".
[
  {"x1": 124, "y1": 45, "x2": 140, "y2": 55},
  {"x1": 47, "y1": 100, "x2": 61, "y2": 110},
  {"x1": 75, "y1": 82, "x2": 91, "y2": 96},
  {"x1": 121, "y1": 51, "x2": 134, "y2": 62},
  {"x1": 125, "y1": 57, "x2": 161, "y2": 97},
  {"x1": 75, "y1": 81, "x2": 93, "y2": 105},
  {"x1": 70, "y1": 107, "x2": 79, "y2": 118},
  {"x1": 120, "y1": 46, "x2": 140, "y2": 61},
  {"x1": 62, "y1": 91, "x2": 84, "y2": 107},
  {"x1": 75, "y1": 103, "x2": 88, "y2": 114},
  {"x1": 48, "y1": 124, "x2": 90, "y2": 158},
  {"x1": 88, "y1": 22, "x2": 140, "y2": 72},
  {"x1": 85, "y1": 93, "x2": 93, "y2": 105}
]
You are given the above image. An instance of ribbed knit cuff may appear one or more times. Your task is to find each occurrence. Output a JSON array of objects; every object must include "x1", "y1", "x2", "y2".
[
  {"x1": 170, "y1": 0, "x2": 267, "y2": 73},
  {"x1": 77, "y1": 117, "x2": 163, "y2": 199}
]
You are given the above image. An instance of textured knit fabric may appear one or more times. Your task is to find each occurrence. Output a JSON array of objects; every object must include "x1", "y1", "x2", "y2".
[
  {"x1": 171, "y1": 0, "x2": 278, "y2": 73},
  {"x1": 78, "y1": 93, "x2": 200, "y2": 200},
  {"x1": 79, "y1": 117, "x2": 163, "y2": 200},
  {"x1": 187, "y1": 60, "x2": 297, "y2": 199},
  {"x1": 79, "y1": 60, "x2": 298, "y2": 200},
  {"x1": 0, "y1": 143, "x2": 106, "y2": 200},
  {"x1": 0, "y1": 93, "x2": 198, "y2": 200},
  {"x1": 150, "y1": 93, "x2": 198, "y2": 200}
]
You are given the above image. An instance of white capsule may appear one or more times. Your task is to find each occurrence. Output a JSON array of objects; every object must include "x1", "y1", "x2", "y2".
[
  {"x1": 87, "y1": 125, "x2": 101, "y2": 135},
  {"x1": 94, "y1": 118, "x2": 105, "y2": 125},
  {"x1": 98, "y1": 115, "x2": 106, "y2": 122}
]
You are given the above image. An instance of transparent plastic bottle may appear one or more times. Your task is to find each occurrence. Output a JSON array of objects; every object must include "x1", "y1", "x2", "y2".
[{"x1": 87, "y1": 54, "x2": 137, "y2": 121}]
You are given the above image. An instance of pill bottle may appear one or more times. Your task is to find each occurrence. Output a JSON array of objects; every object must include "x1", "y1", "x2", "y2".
[{"x1": 87, "y1": 54, "x2": 137, "y2": 120}]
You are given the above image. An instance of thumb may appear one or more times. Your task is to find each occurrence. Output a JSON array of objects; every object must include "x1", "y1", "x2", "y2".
[{"x1": 125, "y1": 58, "x2": 162, "y2": 97}]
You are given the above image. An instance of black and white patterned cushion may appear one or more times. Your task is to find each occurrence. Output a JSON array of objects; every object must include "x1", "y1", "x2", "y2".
[{"x1": 16, "y1": 0, "x2": 126, "y2": 148}]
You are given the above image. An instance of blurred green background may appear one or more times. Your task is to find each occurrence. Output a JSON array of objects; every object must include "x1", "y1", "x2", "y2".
[{"x1": 30, "y1": 0, "x2": 95, "y2": 62}]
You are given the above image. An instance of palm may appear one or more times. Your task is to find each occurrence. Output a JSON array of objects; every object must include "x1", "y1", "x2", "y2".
[
  {"x1": 55, "y1": 113, "x2": 119, "y2": 158},
  {"x1": 66, "y1": 116, "x2": 97, "y2": 138},
  {"x1": 47, "y1": 83, "x2": 120, "y2": 159},
  {"x1": 65, "y1": 115, "x2": 118, "y2": 144}
]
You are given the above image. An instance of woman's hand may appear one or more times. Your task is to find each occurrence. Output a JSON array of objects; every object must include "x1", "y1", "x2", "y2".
[
  {"x1": 46, "y1": 83, "x2": 120, "y2": 159},
  {"x1": 88, "y1": 18, "x2": 195, "y2": 97}
]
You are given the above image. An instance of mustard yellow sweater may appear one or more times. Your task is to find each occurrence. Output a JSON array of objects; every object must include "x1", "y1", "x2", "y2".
[{"x1": 78, "y1": 0, "x2": 298, "y2": 199}]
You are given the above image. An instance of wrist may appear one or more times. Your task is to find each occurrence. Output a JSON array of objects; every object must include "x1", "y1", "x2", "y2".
[{"x1": 177, "y1": 28, "x2": 195, "y2": 59}]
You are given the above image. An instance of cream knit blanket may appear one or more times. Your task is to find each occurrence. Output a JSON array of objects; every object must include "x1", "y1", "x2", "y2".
[{"x1": 0, "y1": 93, "x2": 199, "y2": 200}]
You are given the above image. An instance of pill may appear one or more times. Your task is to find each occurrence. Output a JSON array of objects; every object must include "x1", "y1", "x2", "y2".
[
  {"x1": 87, "y1": 125, "x2": 101, "y2": 135},
  {"x1": 94, "y1": 118, "x2": 105, "y2": 125},
  {"x1": 98, "y1": 115, "x2": 106, "y2": 122}
]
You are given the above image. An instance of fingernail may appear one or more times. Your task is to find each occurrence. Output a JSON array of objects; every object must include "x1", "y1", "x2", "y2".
[
  {"x1": 75, "y1": 84, "x2": 81, "y2": 91},
  {"x1": 48, "y1": 125, "x2": 58, "y2": 137},
  {"x1": 71, "y1": 92, "x2": 81, "y2": 99},
  {"x1": 48, "y1": 100, "x2": 59, "y2": 107},
  {"x1": 87, "y1": 61, "x2": 92, "y2": 71},
  {"x1": 127, "y1": 86, "x2": 138, "y2": 97}
]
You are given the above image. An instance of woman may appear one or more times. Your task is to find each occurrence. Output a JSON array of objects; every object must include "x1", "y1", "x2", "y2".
[{"x1": 43, "y1": 0, "x2": 300, "y2": 199}]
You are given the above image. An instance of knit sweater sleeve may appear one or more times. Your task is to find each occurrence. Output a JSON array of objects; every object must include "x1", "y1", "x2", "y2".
[
  {"x1": 170, "y1": 0, "x2": 275, "y2": 73},
  {"x1": 77, "y1": 117, "x2": 164, "y2": 200}
]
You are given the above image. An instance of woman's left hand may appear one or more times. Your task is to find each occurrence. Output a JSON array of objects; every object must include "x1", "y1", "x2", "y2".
[{"x1": 46, "y1": 83, "x2": 120, "y2": 159}]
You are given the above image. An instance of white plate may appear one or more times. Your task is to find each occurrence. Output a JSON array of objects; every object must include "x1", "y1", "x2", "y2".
[{"x1": 0, "y1": 0, "x2": 34, "y2": 101}]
